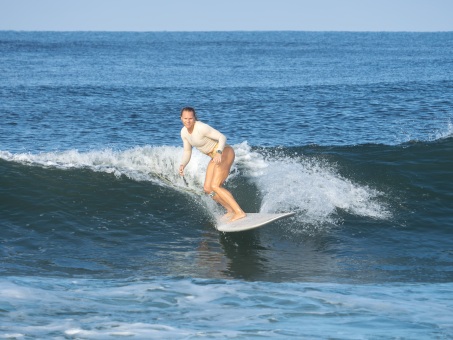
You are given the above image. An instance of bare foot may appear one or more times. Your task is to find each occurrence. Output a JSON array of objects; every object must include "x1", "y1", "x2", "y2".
[
  {"x1": 221, "y1": 212, "x2": 234, "y2": 221},
  {"x1": 229, "y1": 211, "x2": 246, "y2": 222}
]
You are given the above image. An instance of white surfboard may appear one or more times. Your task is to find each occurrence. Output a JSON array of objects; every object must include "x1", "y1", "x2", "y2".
[{"x1": 217, "y1": 212, "x2": 295, "y2": 232}]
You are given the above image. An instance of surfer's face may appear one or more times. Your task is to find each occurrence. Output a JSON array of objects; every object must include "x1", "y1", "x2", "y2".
[{"x1": 181, "y1": 110, "x2": 196, "y2": 131}]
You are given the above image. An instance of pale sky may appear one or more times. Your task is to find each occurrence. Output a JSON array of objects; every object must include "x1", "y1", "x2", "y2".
[{"x1": 0, "y1": 0, "x2": 452, "y2": 32}]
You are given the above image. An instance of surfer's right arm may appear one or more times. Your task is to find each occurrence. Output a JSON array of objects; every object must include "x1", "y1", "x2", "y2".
[{"x1": 179, "y1": 134, "x2": 192, "y2": 176}]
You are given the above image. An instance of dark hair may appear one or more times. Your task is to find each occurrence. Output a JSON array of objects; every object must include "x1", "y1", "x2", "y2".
[{"x1": 180, "y1": 107, "x2": 198, "y2": 120}]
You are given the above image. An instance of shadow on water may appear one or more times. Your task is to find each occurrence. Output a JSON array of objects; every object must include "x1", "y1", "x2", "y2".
[{"x1": 217, "y1": 230, "x2": 269, "y2": 281}]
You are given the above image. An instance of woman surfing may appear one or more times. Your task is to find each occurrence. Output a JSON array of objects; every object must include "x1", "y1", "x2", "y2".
[{"x1": 178, "y1": 107, "x2": 246, "y2": 222}]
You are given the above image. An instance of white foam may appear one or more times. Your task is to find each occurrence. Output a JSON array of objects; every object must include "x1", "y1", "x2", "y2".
[
  {"x1": 0, "y1": 146, "x2": 207, "y2": 193},
  {"x1": 1, "y1": 143, "x2": 390, "y2": 226},
  {"x1": 431, "y1": 118, "x2": 453, "y2": 141},
  {"x1": 1, "y1": 277, "x2": 452, "y2": 339},
  {"x1": 400, "y1": 117, "x2": 453, "y2": 144},
  {"x1": 235, "y1": 142, "x2": 391, "y2": 227}
]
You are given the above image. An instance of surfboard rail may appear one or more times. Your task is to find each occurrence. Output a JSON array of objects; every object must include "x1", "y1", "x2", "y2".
[{"x1": 216, "y1": 212, "x2": 295, "y2": 232}]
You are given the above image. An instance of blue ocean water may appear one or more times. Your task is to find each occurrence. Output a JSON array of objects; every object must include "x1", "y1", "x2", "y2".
[{"x1": 1, "y1": 31, "x2": 453, "y2": 338}]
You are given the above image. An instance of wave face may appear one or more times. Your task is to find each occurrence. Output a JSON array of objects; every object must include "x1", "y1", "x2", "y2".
[{"x1": 1, "y1": 138, "x2": 452, "y2": 283}]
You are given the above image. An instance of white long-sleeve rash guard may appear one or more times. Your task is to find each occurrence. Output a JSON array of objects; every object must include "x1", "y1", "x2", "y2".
[{"x1": 180, "y1": 121, "x2": 227, "y2": 166}]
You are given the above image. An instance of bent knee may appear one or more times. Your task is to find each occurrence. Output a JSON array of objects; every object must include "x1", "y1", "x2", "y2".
[
  {"x1": 204, "y1": 184, "x2": 221, "y2": 194},
  {"x1": 210, "y1": 183, "x2": 222, "y2": 192}
]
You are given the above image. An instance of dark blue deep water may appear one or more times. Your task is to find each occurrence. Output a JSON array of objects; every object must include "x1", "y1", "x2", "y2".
[{"x1": 1, "y1": 31, "x2": 453, "y2": 338}]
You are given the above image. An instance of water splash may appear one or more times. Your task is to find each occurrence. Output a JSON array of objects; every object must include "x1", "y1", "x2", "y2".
[
  {"x1": 0, "y1": 146, "x2": 202, "y2": 193},
  {"x1": 235, "y1": 142, "x2": 391, "y2": 227},
  {"x1": 1, "y1": 143, "x2": 391, "y2": 226},
  {"x1": 431, "y1": 118, "x2": 453, "y2": 141}
]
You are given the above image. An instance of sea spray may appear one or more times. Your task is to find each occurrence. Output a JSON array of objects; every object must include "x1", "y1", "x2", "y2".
[
  {"x1": 235, "y1": 142, "x2": 391, "y2": 229},
  {"x1": 1, "y1": 143, "x2": 391, "y2": 227}
]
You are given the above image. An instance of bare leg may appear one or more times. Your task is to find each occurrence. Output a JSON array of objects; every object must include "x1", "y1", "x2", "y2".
[
  {"x1": 204, "y1": 146, "x2": 246, "y2": 222},
  {"x1": 204, "y1": 162, "x2": 234, "y2": 216}
]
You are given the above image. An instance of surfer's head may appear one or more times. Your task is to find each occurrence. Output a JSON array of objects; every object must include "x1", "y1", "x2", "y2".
[
  {"x1": 180, "y1": 107, "x2": 197, "y2": 132},
  {"x1": 180, "y1": 107, "x2": 198, "y2": 121}
]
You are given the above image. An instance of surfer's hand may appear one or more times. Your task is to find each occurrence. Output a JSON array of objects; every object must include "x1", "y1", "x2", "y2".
[{"x1": 179, "y1": 164, "x2": 185, "y2": 176}]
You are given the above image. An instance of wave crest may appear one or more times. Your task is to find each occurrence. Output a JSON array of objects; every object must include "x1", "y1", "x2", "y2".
[{"x1": 1, "y1": 143, "x2": 391, "y2": 228}]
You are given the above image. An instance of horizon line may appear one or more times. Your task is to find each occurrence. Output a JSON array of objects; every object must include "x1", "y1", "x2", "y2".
[{"x1": 1, "y1": 29, "x2": 452, "y2": 33}]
